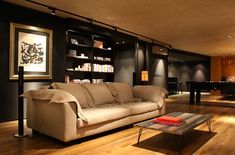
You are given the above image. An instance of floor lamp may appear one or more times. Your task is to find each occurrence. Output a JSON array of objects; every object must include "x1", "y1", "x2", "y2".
[{"x1": 14, "y1": 66, "x2": 28, "y2": 138}]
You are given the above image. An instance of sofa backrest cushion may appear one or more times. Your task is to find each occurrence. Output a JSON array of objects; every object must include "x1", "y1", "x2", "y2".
[
  {"x1": 51, "y1": 82, "x2": 92, "y2": 108},
  {"x1": 82, "y1": 83, "x2": 114, "y2": 106},
  {"x1": 133, "y1": 85, "x2": 168, "y2": 108},
  {"x1": 107, "y1": 82, "x2": 137, "y2": 103}
]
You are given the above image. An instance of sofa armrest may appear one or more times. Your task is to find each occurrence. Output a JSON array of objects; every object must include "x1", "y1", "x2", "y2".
[
  {"x1": 133, "y1": 85, "x2": 168, "y2": 108},
  {"x1": 27, "y1": 98, "x2": 77, "y2": 142},
  {"x1": 21, "y1": 89, "x2": 88, "y2": 122}
]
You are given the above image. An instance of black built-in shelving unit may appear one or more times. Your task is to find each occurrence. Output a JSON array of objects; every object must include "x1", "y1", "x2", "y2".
[{"x1": 65, "y1": 29, "x2": 114, "y2": 83}]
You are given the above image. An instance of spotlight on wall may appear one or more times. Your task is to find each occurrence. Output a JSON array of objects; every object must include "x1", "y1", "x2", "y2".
[{"x1": 49, "y1": 7, "x2": 56, "y2": 15}]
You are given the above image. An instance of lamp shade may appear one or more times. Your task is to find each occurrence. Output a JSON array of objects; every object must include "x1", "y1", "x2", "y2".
[{"x1": 141, "y1": 71, "x2": 149, "y2": 81}]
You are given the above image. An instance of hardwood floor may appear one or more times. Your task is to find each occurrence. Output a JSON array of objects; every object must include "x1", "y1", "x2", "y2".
[{"x1": 1, "y1": 94, "x2": 235, "y2": 155}]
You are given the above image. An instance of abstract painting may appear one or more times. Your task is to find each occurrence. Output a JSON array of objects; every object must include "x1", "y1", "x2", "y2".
[{"x1": 9, "y1": 22, "x2": 53, "y2": 80}]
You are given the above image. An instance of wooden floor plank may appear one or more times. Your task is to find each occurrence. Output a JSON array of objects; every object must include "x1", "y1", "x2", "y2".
[{"x1": 1, "y1": 94, "x2": 235, "y2": 155}]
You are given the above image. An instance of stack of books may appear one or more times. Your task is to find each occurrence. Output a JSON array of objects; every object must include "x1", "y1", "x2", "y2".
[{"x1": 153, "y1": 116, "x2": 185, "y2": 127}]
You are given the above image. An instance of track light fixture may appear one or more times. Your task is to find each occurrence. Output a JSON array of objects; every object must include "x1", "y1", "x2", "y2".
[
  {"x1": 27, "y1": 0, "x2": 171, "y2": 49},
  {"x1": 49, "y1": 7, "x2": 55, "y2": 15},
  {"x1": 86, "y1": 18, "x2": 93, "y2": 24},
  {"x1": 112, "y1": 26, "x2": 117, "y2": 32}
]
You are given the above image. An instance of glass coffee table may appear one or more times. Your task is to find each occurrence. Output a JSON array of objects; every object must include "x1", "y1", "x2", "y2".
[{"x1": 134, "y1": 112, "x2": 213, "y2": 148}]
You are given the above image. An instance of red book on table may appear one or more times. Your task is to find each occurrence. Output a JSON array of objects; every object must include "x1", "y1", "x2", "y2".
[
  {"x1": 153, "y1": 119, "x2": 185, "y2": 127},
  {"x1": 155, "y1": 116, "x2": 183, "y2": 123}
]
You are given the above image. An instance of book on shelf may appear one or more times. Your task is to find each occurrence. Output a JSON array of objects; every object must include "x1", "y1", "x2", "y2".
[
  {"x1": 92, "y1": 64, "x2": 114, "y2": 73},
  {"x1": 92, "y1": 79, "x2": 104, "y2": 84},
  {"x1": 94, "y1": 56, "x2": 111, "y2": 62}
]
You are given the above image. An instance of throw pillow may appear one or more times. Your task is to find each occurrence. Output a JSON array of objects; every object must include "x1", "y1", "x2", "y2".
[
  {"x1": 106, "y1": 82, "x2": 137, "y2": 103},
  {"x1": 51, "y1": 82, "x2": 92, "y2": 108},
  {"x1": 82, "y1": 83, "x2": 114, "y2": 106}
]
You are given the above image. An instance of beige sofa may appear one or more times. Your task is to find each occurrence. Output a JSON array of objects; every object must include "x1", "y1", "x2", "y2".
[{"x1": 22, "y1": 82, "x2": 168, "y2": 142}]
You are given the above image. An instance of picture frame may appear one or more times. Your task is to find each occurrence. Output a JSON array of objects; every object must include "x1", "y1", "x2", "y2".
[{"x1": 9, "y1": 22, "x2": 53, "y2": 80}]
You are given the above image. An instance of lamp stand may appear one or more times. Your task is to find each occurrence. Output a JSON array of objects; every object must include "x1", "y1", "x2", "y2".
[{"x1": 14, "y1": 66, "x2": 28, "y2": 138}]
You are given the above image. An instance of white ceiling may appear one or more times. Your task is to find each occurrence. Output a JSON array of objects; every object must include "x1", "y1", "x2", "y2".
[{"x1": 5, "y1": 0, "x2": 235, "y2": 56}]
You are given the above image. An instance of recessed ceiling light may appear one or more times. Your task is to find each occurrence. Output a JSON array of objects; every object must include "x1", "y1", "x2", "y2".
[
  {"x1": 122, "y1": 41, "x2": 125, "y2": 44},
  {"x1": 225, "y1": 34, "x2": 233, "y2": 39}
]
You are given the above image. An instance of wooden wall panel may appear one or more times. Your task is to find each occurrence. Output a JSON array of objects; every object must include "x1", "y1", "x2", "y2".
[{"x1": 210, "y1": 56, "x2": 221, "y2": 95}]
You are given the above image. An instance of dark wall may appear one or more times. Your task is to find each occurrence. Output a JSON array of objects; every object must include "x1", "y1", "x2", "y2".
[
  {"x1": 0, "y1": 2, "x2": 66, "y2": 122},
  {"x1": 146, "y1": 44, "x2": 168, "y2": 88},
  {"x1": 149, "y1": 55, "x2": 168, "y2": 88},
  {"x1": 135, "y1": 41, "x2": 147, "y2": 84},
  {"x1": 168, "y1": 61, "x2": 210, "y2": 90},
  {"x1": 114, "y1": 43, "x2": 136, "y2": 86}
]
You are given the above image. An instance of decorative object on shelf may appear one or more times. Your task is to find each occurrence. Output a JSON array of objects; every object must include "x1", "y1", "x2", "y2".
[
  {"x1": 141, "y1": 71, "x2": 149, "y2": 85},
  {"x1": 14, "y1": 66, "x2": 28, "y2": 138},
  {"x1": 75, "y1": 63, "x2": 91, "y2": 71},
  {"x1": 65, "y1": 75, "x2": 70, "y2": 83},
  {"x1": 81, "y1": 79, "x2": 91, "y2": 83},
  {"x1": 226, "y1": 76, "x2": 235, "y2": 82},
  {"x1": 93, "y1": 40, "x2": 103, "y2": 49},
  {"x1": 222, "y1": 55, "x2": 235, "y2": 65},
  {"x1": 9, "y1": 22, "x2": 53, "y2": 80},
  {"x1": 68, "y1": 50, "x2": 77, "y2": 57},
  {"x1": 104, "y1": 57, "x2": 111, "y2": 61},
  {"x1": 72, "y1": 79, "x2": 81, "y2": 83},
  {"x1": 71, "y1": 38, "x2": 78, "y2": 45}
]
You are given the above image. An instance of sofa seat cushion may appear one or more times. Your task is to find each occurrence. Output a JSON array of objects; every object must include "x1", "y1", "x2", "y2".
[
  {"x1": 77, "y1": 105, "x2": 130, "y2": 127},
  {"x1": 118, "y1": 101, "x2": 159, "y2": 115}
]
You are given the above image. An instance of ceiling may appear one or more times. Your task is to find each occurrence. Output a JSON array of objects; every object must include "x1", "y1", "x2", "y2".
[{"x1": 5, "y1": 0, "x2": 235, "y2": 56}]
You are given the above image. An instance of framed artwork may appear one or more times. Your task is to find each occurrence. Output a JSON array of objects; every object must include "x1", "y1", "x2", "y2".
[{"x1": 9, "y1": 22, "x2": 53, "y2": 80}]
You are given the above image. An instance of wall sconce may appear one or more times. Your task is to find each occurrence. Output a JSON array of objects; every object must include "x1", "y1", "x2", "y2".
[{"x1": 141, "y1": 71, "x2": 149, "y2": 85}]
